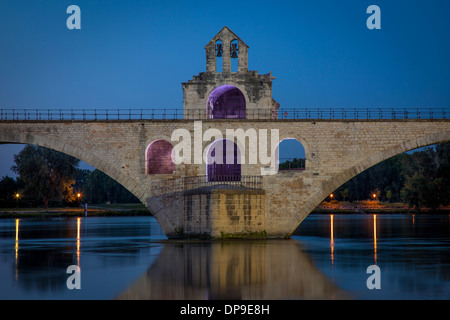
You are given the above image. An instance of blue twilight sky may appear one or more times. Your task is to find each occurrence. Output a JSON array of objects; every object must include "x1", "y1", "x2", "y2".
[{"x1": 0, "y1": 0, "x2": 449, "y2": 177}]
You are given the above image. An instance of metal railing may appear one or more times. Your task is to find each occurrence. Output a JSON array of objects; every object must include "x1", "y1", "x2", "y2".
[
  {"x1": 151, "y1": 175, "x2": 262, "y2": 195},
  {"x1": 0, "y1": 107, "x2": 448, "y2": 121},
  {"x1": 277, "y1": 108, "x2": 448, "y2": 120}
]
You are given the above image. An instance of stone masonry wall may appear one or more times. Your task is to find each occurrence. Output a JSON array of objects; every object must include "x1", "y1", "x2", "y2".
[
  {"x1": 0, "y1": 119, "x2": 449, "y2": 238},
  {"x1": 148, "y1": 188, "x2": 266, "y2": 238}
]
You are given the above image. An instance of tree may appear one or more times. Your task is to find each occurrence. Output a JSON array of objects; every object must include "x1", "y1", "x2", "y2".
[
  {"x1": 279, "y1": 158, "x2": 305, "y2": 170},
  {"x1": 12, "y1": 145, "x2": 79, "y2": 208},
  {"x1": 400, "y1": 143, "x2": 450, "y2": 211},
  {"x1": 340, "y1": 188, "x2": 349, "y2": 202},
  {"x1": 0, "y1": 176, "x2": 20, "y2": 207},
  {"x1": 400, "y1": 172, "x2": 428, "y2": 212},
  {"x1": 386, "y1": 190, "x2": 392, "y2": 202},
  {"x1": 83, "y1": 169, "x2": 139, "y2": 204}
]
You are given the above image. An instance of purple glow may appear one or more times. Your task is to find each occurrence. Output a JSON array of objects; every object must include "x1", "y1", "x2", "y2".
[
  {"x1": 207, "y1": 139, "x2": 241, "y2": 182},
  {"x1": 146, "y1": 140, "x2": 175, "y2": 174},
  {"x1": 207, "y1": 85, "x2": 246, "y2": 119}
]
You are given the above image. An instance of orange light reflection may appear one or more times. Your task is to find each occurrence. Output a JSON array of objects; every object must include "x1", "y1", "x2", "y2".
[
  {"x1": 77, "y1": 217, "x2": 81, "y2": 267},
  {"x1": 330, "y1": 215, "x2": 334, "y2": 266},
  {"x1": 373, "y1": 214, "x2": 377, "y2": 264},
  {"x1": 15, "y1": 219, "x2": 20, "y2": 280}
]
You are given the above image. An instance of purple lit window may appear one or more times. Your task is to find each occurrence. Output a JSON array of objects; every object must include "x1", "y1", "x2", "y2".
[
  {"x1": 207, "y1": 85, "x2": 246, "y2": 119},
  {"x1": 207, "y1": 140, "x2": 241, "y2": 182},
  {"x1": 146, "y1": 140, "x2": 175, "y2": 174}
]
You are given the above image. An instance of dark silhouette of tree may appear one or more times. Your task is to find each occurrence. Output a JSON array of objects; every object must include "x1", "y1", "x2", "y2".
[
  {"x1": 334, "y1": 142, "x2": 450, "y2": 211},
  {"x1": 12, "y1": 145, "x2": 79, "y2": 208}
]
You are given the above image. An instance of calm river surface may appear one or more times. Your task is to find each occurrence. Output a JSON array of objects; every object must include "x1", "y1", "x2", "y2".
[{"x1": 0, "y1": 214, "x2": 449, "y2": 300}]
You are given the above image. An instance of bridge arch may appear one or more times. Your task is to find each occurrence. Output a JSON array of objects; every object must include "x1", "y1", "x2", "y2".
[
  {"x1": 293, "y1": 130, "x2": 450, "y2": 233},
  {"x1": 0, "y1": 131, "x2": 145, "y2": 203}
]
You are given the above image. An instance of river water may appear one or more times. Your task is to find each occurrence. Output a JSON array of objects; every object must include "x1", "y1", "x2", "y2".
[{"x1": 0, "y1": 214, "x2": 448, "y2": 300}]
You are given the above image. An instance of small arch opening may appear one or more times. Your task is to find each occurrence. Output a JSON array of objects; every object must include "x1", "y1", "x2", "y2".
[
  {"x1": 206, "y1": 139, "x2": 241, "y2": 182},
  {"x1": 146, "y1": 139, "x2": 175, "y2": 174},
  {"x1": 207, "y1": 85, "x2": 246, "y2": 119},
  {"x1": 276, "y1": 139, "x2": 306, "y2": 171}
]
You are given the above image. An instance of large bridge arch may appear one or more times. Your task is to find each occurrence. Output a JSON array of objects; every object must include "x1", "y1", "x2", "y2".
[
  {"x1": 0, "y1": 131, "x2": 145, "y2": 203},
  {"x1": 289, "y1": 130, "x2": 450, "y2": 234}
]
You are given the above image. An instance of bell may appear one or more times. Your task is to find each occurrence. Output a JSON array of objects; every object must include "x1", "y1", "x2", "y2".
[
  {"x1": 216, "y1": 43, "x2": 223, "y2": 57},
  {"x1": 230, "y1": 43, "x2": 238, "y2": 58}
]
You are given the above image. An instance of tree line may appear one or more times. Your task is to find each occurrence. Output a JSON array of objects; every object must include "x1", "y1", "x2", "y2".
[
  {"x1": 0, "y1": 145, "x2": 139, "y2": 208},
  {"x1": 279, "y1": 142, "x2": 449, "y2": 211},
  {"x1": 334, "y1": 142, "x2": 450, "y2": 211}
]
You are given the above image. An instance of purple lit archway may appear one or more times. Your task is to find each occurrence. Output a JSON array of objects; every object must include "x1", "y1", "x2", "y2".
[
  {"x1": 207, "y1": 85, "x2": 246, "y2": 119},
  {"x1": 146, "y1": 139, "x2": 175, "y2": 174},
  {"x1": 206, "y1": 139, "x2": 241, "y2": 182}
]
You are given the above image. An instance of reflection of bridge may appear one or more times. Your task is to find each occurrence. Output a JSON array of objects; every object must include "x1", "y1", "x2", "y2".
[
  {"x1": 1, "y1": 26, "x2": 449, "y2": 239},
  {"x1": 116, "y1": 240, "x2": 348, "y2": 300}
]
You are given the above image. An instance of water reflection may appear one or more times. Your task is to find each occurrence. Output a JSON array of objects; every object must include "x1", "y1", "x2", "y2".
[
  {"x1": 117, "y1": 240, "x2": 349, "y2": 300},
  {"x1": 295, "y1": 214, "x2": 450, "y2": 299},
  {"x1": 0, "y1": 217, "x2": 166, "y2": 299},
  {"x1": 330, "y1": 215, "x2": 334, "y2": 266},
  {"x1": 373, "y1": 215, "x2": 377, "y2": 264},
  {"x1": 12, "y1": 219, "x2": 78, "y2": 292},
  {"x1": 2, "y1": 215, "x2": 449, "y2": 299},
  {"x1": 77, "y1": 217, "x2": 81, "y2": 267},
  {"x1": 15, "y1": 219, "x2": 19, "y2": 280}
]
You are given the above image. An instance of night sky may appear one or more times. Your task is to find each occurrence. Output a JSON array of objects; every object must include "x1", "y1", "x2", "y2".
[{"x1": 1, "y1": 0, "x2": 449, "y2": 177}]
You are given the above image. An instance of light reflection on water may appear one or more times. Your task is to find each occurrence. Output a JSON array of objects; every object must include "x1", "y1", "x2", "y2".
[
  {"x1": 293, "y1": 214, "x2": 450, "y2": 300},
  {"x1": 0, "y1": 214, "x2": 449, "y2": 300}
]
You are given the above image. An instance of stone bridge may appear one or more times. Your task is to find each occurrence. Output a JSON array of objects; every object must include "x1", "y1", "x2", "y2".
[
  {"x1": 0, "y1": 117, "x2": 449, "y2": 238},
  {"x1": 2, "y1": 27, "x2": 449, "y2": 239}
]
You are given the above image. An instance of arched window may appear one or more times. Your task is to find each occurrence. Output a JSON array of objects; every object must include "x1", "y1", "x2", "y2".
[
  {"x1": 207, "y1": 85, "x2": 246, "y2": 119},
  {"x1": 206, "y1": 139, "x2": 241, "y2": 182},
  {"x1": 146, "y1": 140, "x2": 175, "y2": 174},
  {"x1": 215, "y1": 40, "x2": 223, "y2": 73},
  {"x1": 276, "y1": 139, "x2": 306, "y2": 171}
]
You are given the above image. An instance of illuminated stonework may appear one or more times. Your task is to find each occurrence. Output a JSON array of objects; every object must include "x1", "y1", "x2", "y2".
[{"x1": 182, "y1": 26, "x2": 280, "y2": 120}]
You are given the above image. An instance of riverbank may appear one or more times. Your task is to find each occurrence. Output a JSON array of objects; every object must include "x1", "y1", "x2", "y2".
[
  {"x1": 0, "y1": 203, "x2": 151, "y2": 218},
  {"x1": 313, "y1": 201, "x2": 450, "y2": 214},
  {"x1": 1, "y1": 202, "x2": 449, "y2": 219}
]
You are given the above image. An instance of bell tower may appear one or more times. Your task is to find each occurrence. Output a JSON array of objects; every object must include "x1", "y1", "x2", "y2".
[
  {"x1": 182, "y1": 26, "x2": 279, "y2": 119},
  {"x1": 205, "y1": 26, "x2": 249, "y2": 74}
]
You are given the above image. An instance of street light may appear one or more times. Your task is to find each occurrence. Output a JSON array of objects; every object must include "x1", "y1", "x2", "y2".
[
  {"x1": 15, "y1": 193, "x2": 20, "y2": 208},
  {"x1": 77, "y1": 193, "x2": 81, "y2": 207}
]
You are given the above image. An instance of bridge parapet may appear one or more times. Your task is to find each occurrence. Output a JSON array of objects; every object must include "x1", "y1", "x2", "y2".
[{"x1": 0, "y1": 107, "x2": 447, "y2": 121}]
